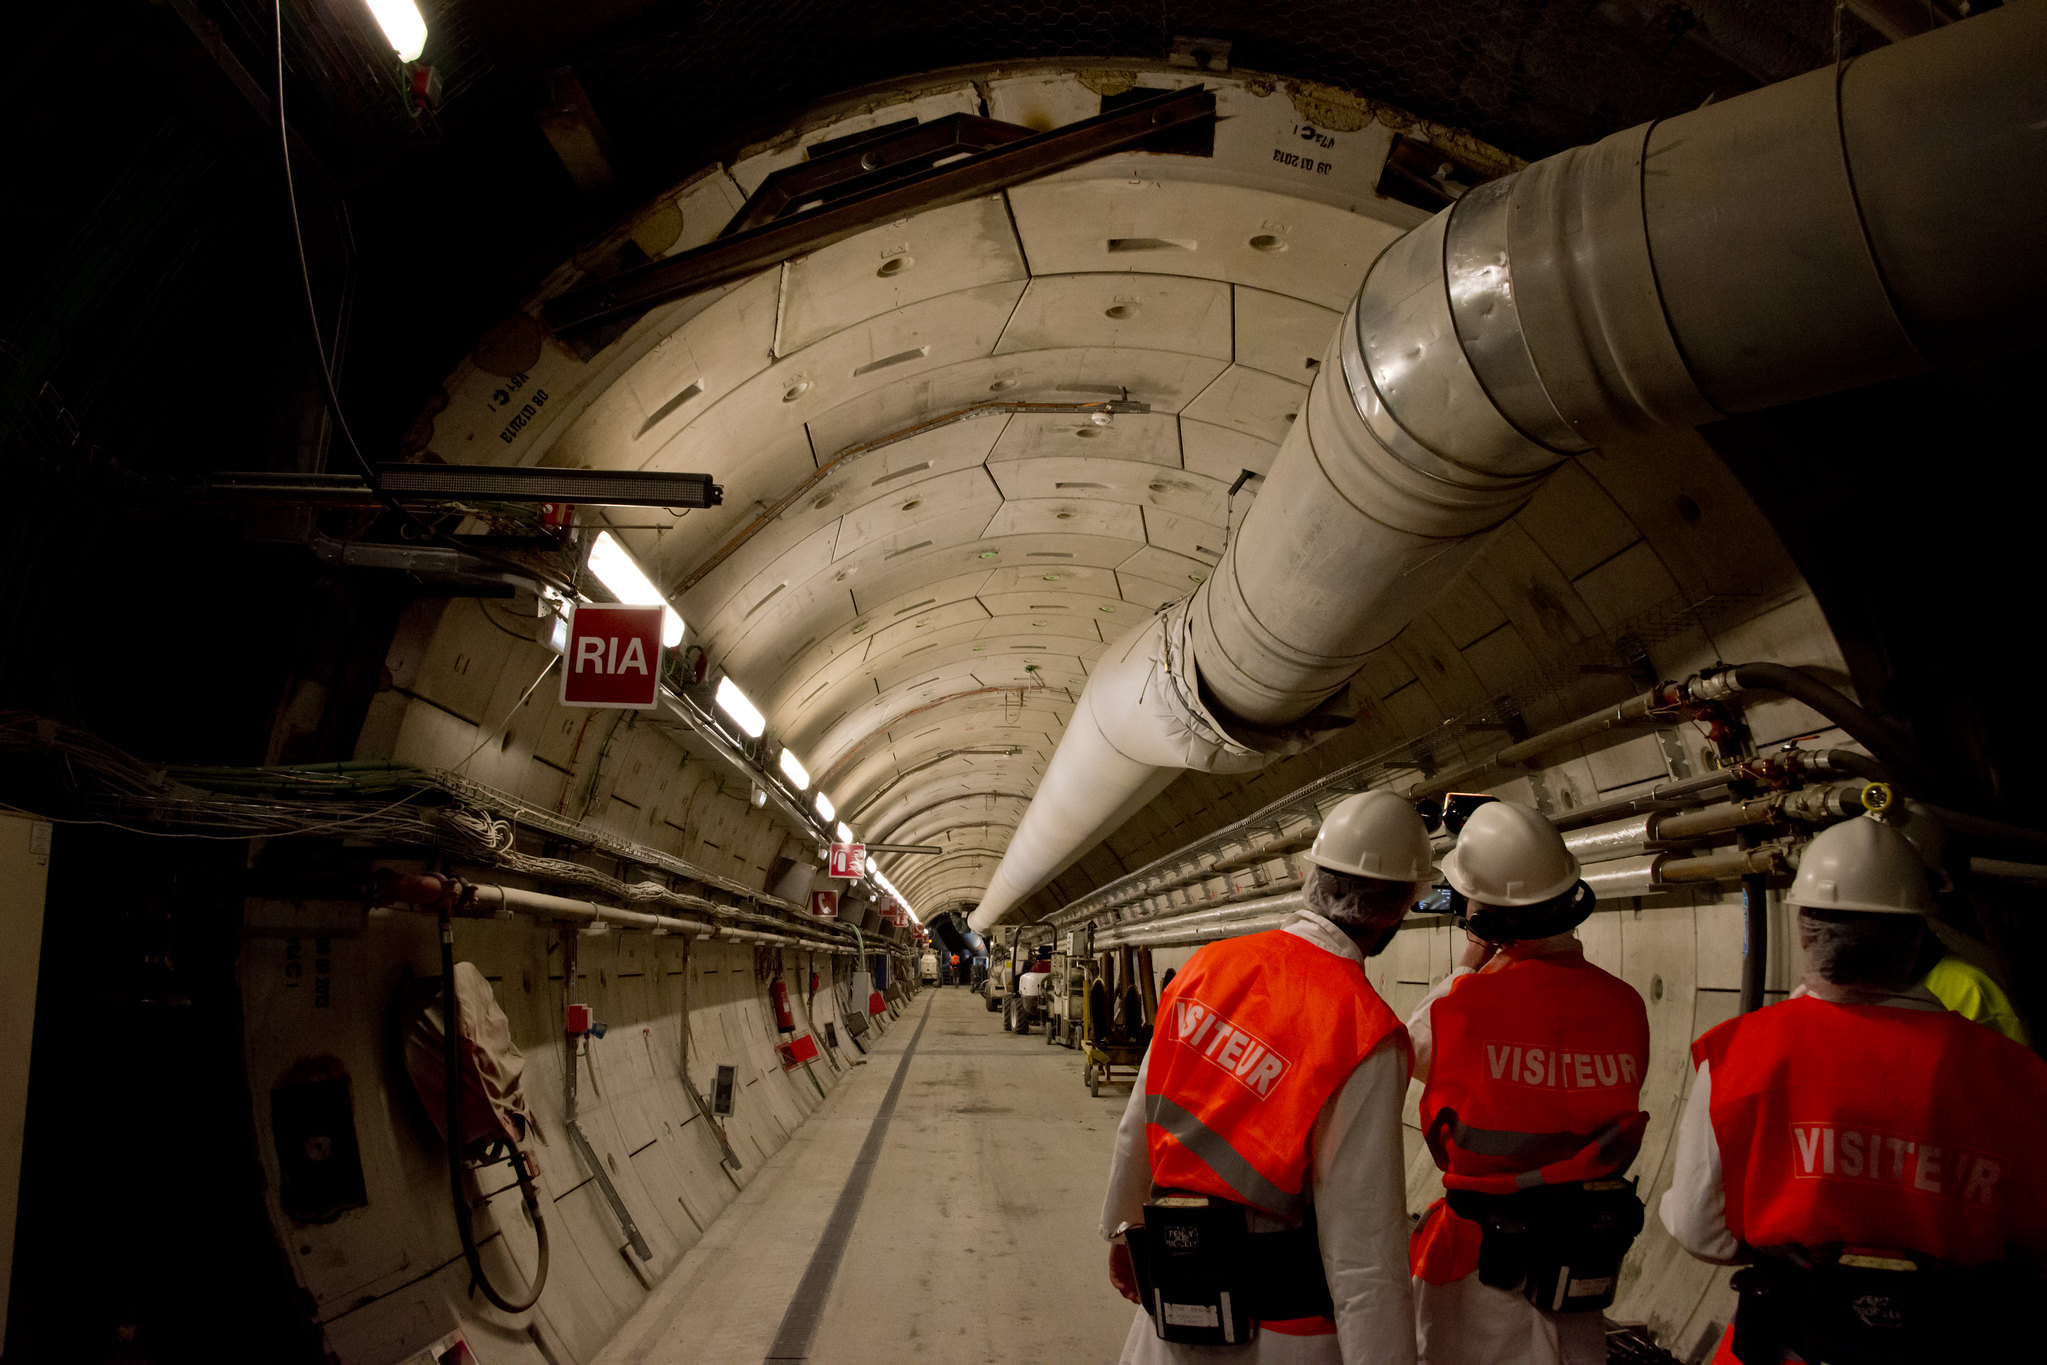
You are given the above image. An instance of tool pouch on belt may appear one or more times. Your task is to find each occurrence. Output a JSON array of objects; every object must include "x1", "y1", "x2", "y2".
[
  {"x1": 1128, "y1": 1195, "x2": 1335, "y2": 1345},
  {"x1": 1445, "y1": 1178, "x2": 1644, "y2": 1313},
  {"x1": 1729, "y1": 1253, "x2": 2017, "y2": 1365}
]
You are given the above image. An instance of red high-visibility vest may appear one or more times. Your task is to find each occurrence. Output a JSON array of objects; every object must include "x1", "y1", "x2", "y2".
[
  {"x1": 1696, "y1": 995, "x2": 2047, "y2": 1265},
  {"x1": 1411, "y1": 950, "x2": 1650, "y2": 1282},
  {"x1": 1146, "y1": 929, "x2": 1404, "y2": 1219}
]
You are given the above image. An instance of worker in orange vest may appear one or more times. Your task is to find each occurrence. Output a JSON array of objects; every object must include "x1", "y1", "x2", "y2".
[
  {"x1": 1099, "y1": 790, "x2": 1429, "y2": 1364},
  {"x1": 1407, "y1": 800, "x2": 1649, "y2": 1365},
  {"x1": 1661, "y1": 816, "x2": 2047, "y2": 1362}
]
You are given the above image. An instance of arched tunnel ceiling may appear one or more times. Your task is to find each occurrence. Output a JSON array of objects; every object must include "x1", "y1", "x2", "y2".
[
  {"x1": 416, "y1": 65, "x2": 1451, "y2": 915},
  {"x1": 412, "y1": 61, "x2": 1832, "y2": 920}
]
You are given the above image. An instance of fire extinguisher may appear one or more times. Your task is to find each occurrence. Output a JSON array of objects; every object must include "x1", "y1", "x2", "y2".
[{"x1": 771, "y1": 980, "x2": 795, "y2": 1033}]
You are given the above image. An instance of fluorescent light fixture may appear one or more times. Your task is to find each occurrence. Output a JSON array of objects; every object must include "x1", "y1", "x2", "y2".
[
  {"x1": 587, "y1": 531, "x2": 685, "y2": 647},
  {"x1": 836, "y1": 822, "x2": 854, "y2": 844},
  {"x1": 714, "y1": 676, "x2": 766, "y2": 738},
  {"x1": 814, "y1": 791, "x2": 836, "y2": 822},
  {"x1": 865, "y1": 857, "x2": 878, "y2": 875},
  {"x1": 778, "y1": 747, "x2": 810, "y2": 789},
  {"x1": 364, "y1": 0, "x2": 428, "y2": 61}
]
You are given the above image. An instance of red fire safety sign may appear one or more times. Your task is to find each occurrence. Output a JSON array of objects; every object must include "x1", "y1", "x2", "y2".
[
  {"x1": 561, "y1": 604, "x2": 664, "y2": 708},
  {"x1": 808, "y1": 890, "x2": 839, "y2": 918},
  {"x1": 827, "y1": 842, "x2": 866, "y2": 879}
]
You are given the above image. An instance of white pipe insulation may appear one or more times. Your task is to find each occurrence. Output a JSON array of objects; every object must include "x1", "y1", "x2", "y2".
[{"x1": 971, "y1": 4, "x2": 2046, "y2": 932}]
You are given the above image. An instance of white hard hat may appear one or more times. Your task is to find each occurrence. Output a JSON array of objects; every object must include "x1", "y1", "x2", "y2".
[
  {"x1": 1441, "y1": 801, "x2": 1579, "y2": 906},
  {"x1": 1787, "y1": 816, "x2": 1934, "y2": 916},
  {"x1": 1304, "y1": 790, "x2": 1434, "y2": 882}
]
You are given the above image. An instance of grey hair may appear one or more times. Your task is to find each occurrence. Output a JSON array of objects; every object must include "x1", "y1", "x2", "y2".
[
  {"x1": 1799, "y1": 908, "x2": 1928, "y2": 990},
  {"x1": 1304, "y1": 866, "x2": 1413, "y2": 936}
]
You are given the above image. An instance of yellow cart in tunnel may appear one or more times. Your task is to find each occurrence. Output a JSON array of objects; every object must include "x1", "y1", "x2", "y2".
[{"x1": 1080, "y1": 976, "x2": 1146, "y2": 1097}]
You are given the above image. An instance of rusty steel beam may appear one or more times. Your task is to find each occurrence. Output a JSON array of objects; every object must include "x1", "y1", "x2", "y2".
[{"x1": 543, "y1": 85, "x2": 1216, "y2": 337}]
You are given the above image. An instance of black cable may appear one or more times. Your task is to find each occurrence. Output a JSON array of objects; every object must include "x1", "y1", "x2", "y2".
[
  {"x1": 1738, "y1": 872, "x2": 1769, "y2": 1015},
  {"x1": 439, "y1": 898, "x2": 549, "y2": 1311},
  {"x1": 1725, "y1": 663, "x2": 1923, "y2": 788},
  {"x1": 476, "y1": 596, "x2": 542, "y2": 643},
  {"x1": 270, "y1": 2, "x2": 577, "y2": 599}
]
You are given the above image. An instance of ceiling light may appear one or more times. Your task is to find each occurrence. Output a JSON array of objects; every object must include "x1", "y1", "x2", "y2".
[
  {"x1": 715, "y1": 676, "x2": 765, "y2": 738},
  {"x1": 814, "y1": 791, "x2": 836, "y2": 822},
  {"x1": 778, "y1": 747, "x2": 810, "y2": 789},
  {"x1": 865, "y1": 856, "x2": 878, "y2": 875},
  {"x1": 364, "y1": 0, "x2": 428, "y2": 62},
  {"x1": 587, "y1": 531, "x2": 685, "y2": 647},
  {"x1": 836, "y1": 821, "x2": 854, "y2": 844}
]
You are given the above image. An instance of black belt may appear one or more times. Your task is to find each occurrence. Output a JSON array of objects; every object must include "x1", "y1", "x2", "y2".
[
  {"x1": 1445, "y1": 1178, "x2": 1644, "y2": 1314},
  {"x1": 1730, "y1": 1253, "x2": 2029, "y2": 1365},
  {"x1": 1128, "y1": 1194, "x2": 1334, "y2": 1346}
]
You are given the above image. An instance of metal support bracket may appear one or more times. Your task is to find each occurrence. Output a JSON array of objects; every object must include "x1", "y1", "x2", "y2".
[{"x1": 544, "y1": 86, "x2": 1217, "y2": 337}]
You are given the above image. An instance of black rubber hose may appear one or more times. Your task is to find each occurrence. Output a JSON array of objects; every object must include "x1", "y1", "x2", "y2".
[
  {"x1": 439, "y1": 902, "x2": 548, "y2": 1312},
  {"x1": 1739, "y1": 873, "x2": 1769, "y2": 1015},
  {"x1": 1726, "y1": 664, "x2": 1922, "y2": 784},
  {"x1": 1805, "y1": 749, "x2": 1894, "y2": 783}
]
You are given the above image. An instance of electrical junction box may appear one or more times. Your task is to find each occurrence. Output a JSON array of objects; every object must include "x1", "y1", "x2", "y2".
[{"x1": 565, "y1": 1003, "x2": 593, "y2": 1034}]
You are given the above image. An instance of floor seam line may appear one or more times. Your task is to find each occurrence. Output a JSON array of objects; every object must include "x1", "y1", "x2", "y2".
[{"x1": 760, "y1": 992, "x2": 936, "y2": 1363}]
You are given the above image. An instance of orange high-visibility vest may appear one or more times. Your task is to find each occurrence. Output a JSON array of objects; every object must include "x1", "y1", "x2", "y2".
[
  {"x1": 1696, "y1": 995, "x2": 2047, "y2": 1265},
  {"x1": 1411, "y1": 950, "x2": 1649, "y2": 1283},
  {"x1": 1145, "y1": 929, "x2": 1404, "y2": 1219}
]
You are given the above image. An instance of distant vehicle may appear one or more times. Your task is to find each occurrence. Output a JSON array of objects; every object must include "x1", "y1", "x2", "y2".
[
  {"x1": 919, "y1": 952, "x2": 939, "y2": 984},
  {"x1": 1000, "y1": 927, "x2": 1056, "y2": 1035}
]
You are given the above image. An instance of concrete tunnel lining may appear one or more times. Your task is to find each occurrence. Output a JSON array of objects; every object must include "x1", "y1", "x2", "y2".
[{"x1": 4, "y1": 6, "x2": 2044, "y2": 1363}]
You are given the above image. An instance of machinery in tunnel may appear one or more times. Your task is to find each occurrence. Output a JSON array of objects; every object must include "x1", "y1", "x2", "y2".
[{"x1": 1, "y1": 1, "x2": 2043, "y2": 1362}]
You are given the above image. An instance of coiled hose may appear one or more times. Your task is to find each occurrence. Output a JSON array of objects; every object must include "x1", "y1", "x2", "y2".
[{"x1": 439, "y1": 902, "x2": 549, "y2": 1311}]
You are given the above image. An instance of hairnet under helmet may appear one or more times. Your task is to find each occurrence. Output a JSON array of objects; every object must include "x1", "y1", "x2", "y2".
[{"x1": 1304, "y1": 791, "x2": 1434, "y2": 882}]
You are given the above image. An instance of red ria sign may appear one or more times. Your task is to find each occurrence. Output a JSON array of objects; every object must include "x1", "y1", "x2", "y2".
[{"x1": 561, "y1": 604, "x2": 665, "y2": 708}]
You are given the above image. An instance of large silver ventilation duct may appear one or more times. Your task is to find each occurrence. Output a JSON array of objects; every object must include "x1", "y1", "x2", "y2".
[{"x1": 971, "y1": 4, "x2": 2046, "y2": 932}]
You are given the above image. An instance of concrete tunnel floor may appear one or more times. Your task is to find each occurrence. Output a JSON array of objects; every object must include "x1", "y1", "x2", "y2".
[{"x1": 595, "y1": 986, "x2": 1139, "y2": 1363}]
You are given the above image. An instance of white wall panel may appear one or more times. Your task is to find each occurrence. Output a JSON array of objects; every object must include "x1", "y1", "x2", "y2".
[
  {"x1": 1008, "y1": 179, "x2": 1405, "y2": 310},
  {"x1": 995, "y1": 272, "x2": 1232, "y2": 359},
  {"x1": 778, "y1": 196, "x2": 1028, "y2": 354}
]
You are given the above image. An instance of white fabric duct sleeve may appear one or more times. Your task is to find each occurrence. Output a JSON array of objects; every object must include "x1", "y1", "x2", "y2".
[
  {"x1": 972, "y1": 5, "x2": 2047, "y2": 931},
  {"x1": 1099, "y1": 912, "x2": 1417, "y2": 1365}
]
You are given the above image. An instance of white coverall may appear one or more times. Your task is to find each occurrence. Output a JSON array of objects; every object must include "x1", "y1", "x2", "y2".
[
  {"x1": 1099, "y1": 909, "x2": 1417, "y2": 1365},
  {"x1": 1404, "y1": 949, "x2": 1606, "y2": 1365},
  {"x1": 1658, "y1": 981, "x2": 1951, "y2": 1363}
]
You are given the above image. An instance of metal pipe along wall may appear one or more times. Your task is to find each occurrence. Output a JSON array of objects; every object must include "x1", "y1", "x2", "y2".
[{"x1": 971, "y1": 5, "x2": 2046, "y2": 931}]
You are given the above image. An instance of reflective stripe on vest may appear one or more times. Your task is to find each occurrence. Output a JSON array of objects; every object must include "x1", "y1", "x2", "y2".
[
  {"x1": 1417, "y1": 952, "x2": 1650, "y2": 1195},
  {"x1": 1697, "y1": 994, "x2": 2047, "y2": 1265},
  {"x1": 1145, "y1": 928, "x2": 1403, "y2": 1218},
  {"x1": 1144, "y1": 1093, "x2": 1304, "y2": 1217},
  {"x1": 1424, "y1": 1107, "x2": 1650, "y2": 1195}
]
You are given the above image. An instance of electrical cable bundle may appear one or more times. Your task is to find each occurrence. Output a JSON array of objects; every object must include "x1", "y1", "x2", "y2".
[{"x1": 0, "y1": 711, "x2": 858, "y2": 950}]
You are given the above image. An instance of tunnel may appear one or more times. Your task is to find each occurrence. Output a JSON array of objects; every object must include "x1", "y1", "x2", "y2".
[{"x1": 3, "y1": 2, "x2": 2045, "y2": 1362}]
